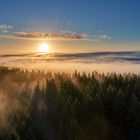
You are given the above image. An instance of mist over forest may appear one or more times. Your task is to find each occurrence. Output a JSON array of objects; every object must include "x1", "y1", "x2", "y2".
[
  {"x1": 0, "y1": 0, "x2": 140, "y2": 139},
  {"x1": 0, "y1": 67, "x2": 140, "y2": 140},
  {"x1": 1, "y1": 51, "x2": 140, "y2": 74}
]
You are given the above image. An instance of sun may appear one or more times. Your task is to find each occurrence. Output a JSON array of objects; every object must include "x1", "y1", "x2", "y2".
[{"x1": 38, "y1": 43, "x2": 49, "y2": 53}]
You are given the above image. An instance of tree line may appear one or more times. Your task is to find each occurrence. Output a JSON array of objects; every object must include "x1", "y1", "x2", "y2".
[{"x1": 0, "y1": 67, "x2": 140, "y2": 140}]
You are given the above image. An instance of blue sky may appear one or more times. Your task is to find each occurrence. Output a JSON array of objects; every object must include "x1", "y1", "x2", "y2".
[{"x1": 0, "y1": 0, "x2": 140, "y2": 53}]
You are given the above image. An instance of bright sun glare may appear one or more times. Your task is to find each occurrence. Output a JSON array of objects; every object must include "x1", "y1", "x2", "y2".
[{"x1": 38, "y1": 43, "x2": 49, "y2": 53}]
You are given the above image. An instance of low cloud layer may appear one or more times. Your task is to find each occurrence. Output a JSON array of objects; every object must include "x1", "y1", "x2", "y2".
[
  {"x1": 0, "y1": 51, "x2": 140, "y2": 64},
  {"x1": 0, "y1": 51, "x2": 140, "y2": 74}
]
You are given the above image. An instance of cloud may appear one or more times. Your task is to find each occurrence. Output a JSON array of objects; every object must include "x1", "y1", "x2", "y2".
[
  {"x1": 0, "y1": 32, "x2": 83, "y2": 40},
  {"x1": 0, "y1": 51, "x2": 140, "y2": 64},
  {"x1": 90, "y1": 34, "x2": 111, "y2": 41},
  {"x1": 0, "y1": 51, "x2": 140, "y2": 74},
  {"x1": 97, "y1": 34, "x2": 111, "y2": 40},
  {"x1": 0, "y1": 24, "x2": 13, "y2": 33},
  {"x1": 0, "y1": 31, "x2": 111, "y2": 41},
  {"x1": 22, "y1": 28, "x2": 32, "y2": 32},
  {"x1": 60, "y1": 30, "x2": 77, "y2": 34}
]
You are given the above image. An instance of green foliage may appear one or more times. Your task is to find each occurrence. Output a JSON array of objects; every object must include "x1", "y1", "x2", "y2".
[
  {"x1": 6, "y1": 128, "x2": 20, "y2": 140},
  {"x1": 0, "y1": 68, "x2": 140, "y2": 140}
]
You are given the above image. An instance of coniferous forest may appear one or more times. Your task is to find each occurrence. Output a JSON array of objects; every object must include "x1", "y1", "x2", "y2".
[{"x1": 0, "y1": 67, "x2": 140, "y2": 140}]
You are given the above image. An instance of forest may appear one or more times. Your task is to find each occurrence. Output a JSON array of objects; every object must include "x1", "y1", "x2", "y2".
[{"x1": 0, "y1": 66, "x2": 140, "y2": 140}]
